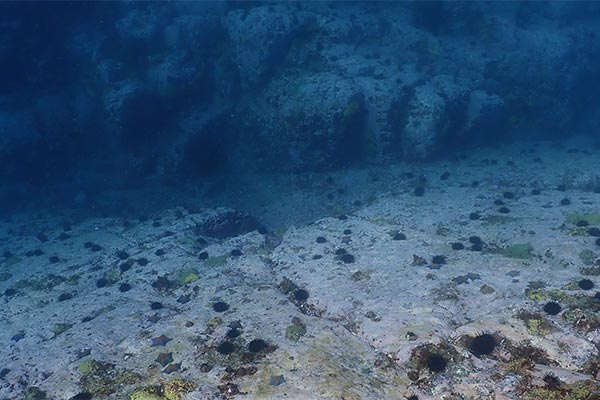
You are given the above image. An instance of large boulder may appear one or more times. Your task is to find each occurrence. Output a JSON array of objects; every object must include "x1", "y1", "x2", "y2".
[
  {"x1": 103, "y1": 81, "x2": 170, "y2": 152},
  {"x1": 195, "y1": 208, "x2": 264, "y2": 239},
  {"x1": 114, "y1": 5, "x2": 165, "y2": 52},
  {"x1": 460, "y1": 90, "x2": 506, "y2": 143},
  {"x1": 224, "y1": 5, "x2": 313, "y2": 91},
  {"x1": 237, "y1": 72, "x2": 369, "y2": 171},
  {"x1": 163, "y1": 12, "x2": 222, "y2": 52},
  {"x1": 398, "y1": 76, "x2": 469, "y2": 160}
]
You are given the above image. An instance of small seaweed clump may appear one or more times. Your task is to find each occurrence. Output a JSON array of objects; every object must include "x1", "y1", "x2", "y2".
[
  {"x1": 78, "y1": 359, "x2": 141, "y2": 397},
  {"x1": 521, "y1": 379, "x2": 599, "y2": 400},
  {"x1": 285, "y1": 317, "x2": 307, "y2": 341},
  {"x1": 515, "y1": 310, "x2": 556, "y2": 336},
  {"x1": 130, "y1": 379, "x2": 195, "y2": 400},
  {"x1": 502, "y1": 340, "x2": 553, "y2": 374}
]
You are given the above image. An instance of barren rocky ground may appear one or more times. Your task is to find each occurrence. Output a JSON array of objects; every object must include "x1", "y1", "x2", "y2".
[{"x1": 1, "y1": 139, "x2": 600, "y2": 400}]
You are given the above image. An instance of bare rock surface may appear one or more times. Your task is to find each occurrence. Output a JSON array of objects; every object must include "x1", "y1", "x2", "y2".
[{"x1": 2, "y1": 140, "x2": 600, "y2": 399}]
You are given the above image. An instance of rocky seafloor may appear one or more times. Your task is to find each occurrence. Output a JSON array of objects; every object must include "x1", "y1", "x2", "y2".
[{"x1": 2, "y1": 139, "x2": 600, "y2": 400}]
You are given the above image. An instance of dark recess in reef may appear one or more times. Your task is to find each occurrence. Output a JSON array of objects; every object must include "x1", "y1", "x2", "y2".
[
  {"x1": 195, "y1": 209, "x2": 264, "y2": 239},
  {"x1": 254, "y1": 24, "x2": 310, "y2": 91},
  {"x1": 578, "y1": 279, "x2": 594, "y2": 290},
  {"x1": 248, "y1": 339, "x2": 269, "y2": 353},
  {"x1": 293, "y1": 289, "x2": 309, "y2": 301},
  {"x1": 213, "y1": 301, "x2": 230, "y2": 312},
  {"x1": 179, "y1": 114, "x2": 232, "y2": 177},
  {"x1": 2, "y1": 130, "x2": 86, "y2": 185},
  {"x1": 426, "y1": 353, "x2": 447, "y2": 373},
  {"x1": 468, "y1": 333, "x2": 496, "y2": 356},
  {"x1": 118, "y1": 88, "x2": 173, "y2": 153},
  {"x1": 333, "y1": 93, "x2": 369, "y2": 167},
  {"x1": 543, "y1": 301, "x2": 562, "y2": 315},
  {"x1": 217, "y1": 341, "x2": 236, "y2": 355}
]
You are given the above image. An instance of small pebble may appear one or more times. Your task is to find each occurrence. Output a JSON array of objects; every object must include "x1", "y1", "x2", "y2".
[
  {"x1": 340, "y1": 253, "x2": 355, "y2": 263},
  {"x1": 119, "y1": 283, "x2": 132, "y2": 292},
  {"x1": 393, "y1": 233, "x2": 406, "y2": 240},
  {"x1": 269, "y1": 375, "x2": 286, "y2": 386},
  {"x1": 451, "y1": 242, "x2": 464, "y2": 250},
  {"x1": 213, "y1": 301, "x2": 229, "y2": 312},
  {"x1": 136, "y1": 258, "x2": 149, "y2": 266},
  {"x1": 58, "y1": 293, "x2": 73, "y2": 302},
  {"x1": 96, "y1": 278, "x2": 110, "y2": 288},
  {"x1": 578, "y1": 279, "x2": 594, "y2": 290}
]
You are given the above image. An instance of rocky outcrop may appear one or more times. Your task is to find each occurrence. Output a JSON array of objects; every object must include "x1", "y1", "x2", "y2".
[
  {"x1": 394, "y1": 77, "x2": 470, "y2": 159},
  {"x1": 224, "y1": 5, "x2": 313, "y2": 91},
  {"x1": 1, "y1": 2, "x2": 599, "y2": 184},
  {"x1": 236, "y1": 72, "x2": 369, "y2": 171},
  {"x1": 195, "y1": 208, "x2": 264, "y2": 239}
]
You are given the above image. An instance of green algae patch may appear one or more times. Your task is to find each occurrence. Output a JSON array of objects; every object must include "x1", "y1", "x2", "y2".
[
  {"x1": 79, "y1": 360, "x2": 141, "y2": 398},
  {"x1": 204, "y1": 255, "x2": 227, "y2": 268},
  {"x1": 163, "y1": 379, "x2": 195, "y2": 400},
  {"x1": 569, "y1": 226, "x2": 590, "y2": 236},
  {"x1": 130, "y1": 387, "x2": 163, "y2": 400},
  {"x1": 504, "y1": 340, "x2": 552, "y2": 371},
  {"x1": 295, "y1": 331, "x2": 409, "y2": 399},
  {"x1": 350, "y1": 270, "x2": 372, "y2": 282},
  {"x1": 366, "y1": 216, "x2": 396, "y2": 226},
  {"x1": 175, "y1": 236, "x2": 201, "y2": 247},
  {"x1": 0, "y1": 272, "x2": 13, "y2": 282},
  {"x1": 79, "y1": 359, "x2": 103, "y2": 375},
  {"x1": 175, "y1": 268, "x2": 200, "y2": 285},
  {"x1": 523, "y1": 379, "x2": 599, "y2": 400},
  {"x1": 482, "y1": 215, "x2": 518, "y2": 225},
  {"x1": 251, "y1": 246, "x2": 272, "y2": 256},
  {"x1": 526, "y1": 288, "x2": 572, "y2": 303},
  {"x1": 67, "y1": 274, "x2": 81, "y2": 285},
  {"x1": 285, "y1": 317, "x2": 307, "y2": 341},
  {"x1": 566, "y1": 213, "x2": 600, "y2": 226},
  {"x1": 579, "y1": 250, "x2": 597, "y2": 265},
  {"x1": 24, "y1": 387, "x2": 47, "y2": 400},
  {"x1": 526, "y1": 288, "x2": 598, "y2": 314},
  {"x1": 501, "y1": 243, "x2": 534, "y2": 259},
  {"x1": 52, "y1": 323, "x2": 73, "y2": 336},
  {"x1": 104, "y1": 268, "x2": 121, "y2": 283},
  {"x1": 4, "y1": 256, "x2": 21, "y2": 265},
  {"x1": 581, "y1": 265, "x2": 600, "y2": 276},
  {"x1": 15, "y1": 274, "x2": 68, "y2": 291},
  {"x1": 515, "y1": 311, "x2": 556, "y2": 336},
  {"x1": 206, "y1": 316, "x2": 223, "y2": 332},
  {"x1": 563, "y1": 308, "x2": 600, "y2": 331},
  {"x1": 525, "y1": 289, "x2": 548, "y2": 301}
]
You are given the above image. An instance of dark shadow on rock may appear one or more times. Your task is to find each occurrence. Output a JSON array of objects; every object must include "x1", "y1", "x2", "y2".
[{"x1": 195, "y1": 209, "x2": 264, "y2": 239}]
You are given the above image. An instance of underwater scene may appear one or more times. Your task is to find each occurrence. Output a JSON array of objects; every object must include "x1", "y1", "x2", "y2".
[{"x1": 2, "y1": 2, "x2": 600, "y2": 399}]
